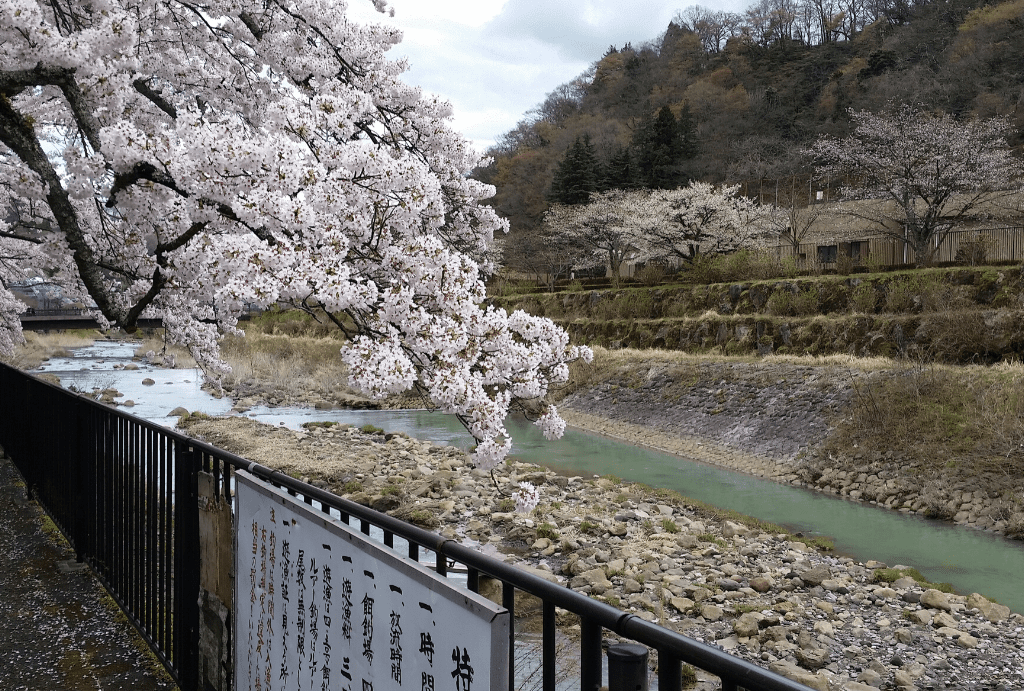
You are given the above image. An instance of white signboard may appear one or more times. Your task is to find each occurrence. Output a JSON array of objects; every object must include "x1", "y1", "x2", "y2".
[{"x1": 234, "y1": 471, "x2": 509, "y2": 691}]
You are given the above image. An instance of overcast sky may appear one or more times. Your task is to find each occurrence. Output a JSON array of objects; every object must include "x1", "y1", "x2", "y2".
[{"x1": 346, "y1": 0, "x2": 748, "y2": 154}]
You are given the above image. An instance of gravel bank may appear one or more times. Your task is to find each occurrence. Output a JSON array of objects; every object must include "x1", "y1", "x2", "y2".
[{"x1": 179, "y1": 415, "x2": 1024, "y2": 691}]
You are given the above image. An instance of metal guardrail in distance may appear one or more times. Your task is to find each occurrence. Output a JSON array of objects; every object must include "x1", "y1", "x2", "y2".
[{"x1": 0, "y1": 362, "x2": 810, "y2": 691}]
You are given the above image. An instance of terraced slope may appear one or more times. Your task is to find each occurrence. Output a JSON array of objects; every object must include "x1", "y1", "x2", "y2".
[{"x1": 492, "y1": 267, "x2": 1024, "y2": 363}]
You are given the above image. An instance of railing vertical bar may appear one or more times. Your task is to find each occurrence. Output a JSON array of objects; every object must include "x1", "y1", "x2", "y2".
[
  {"x1": 435, "y1": 552, "x2": 447, "y2": 577},
  {"x1": 160, "y1": 433, "x2": 171, "y2": 656},
  {"x1": 408, "y1": 542, "x2": 419, "y2": 561},
  {"x1": 543, "y1": 601, "x2": 556, "y2": 691},
  {"x1": 146, "y1": 426, "x2": 158, "y2": 634},
  {"x1": 658, "y1": 651, "x2": 682, "y2": 691},
  {"x1": 467, "y1": 567, "x2": 479, "y2": 593},
  {"x1": 360, "y1": 519, "x2": 371, "y2": 536},
  {"x1": 502, "y1": 582, "x2": 515, "y2": 691},
  {"x1": 721, "y1": 679, "x2": 738, "y2": 691},
  {"x1": 384, "y1": 532, "x2": 394, "y2": 549},
  {"x1": 580, "y1": 617, "x2": 602, "y2": 691}
]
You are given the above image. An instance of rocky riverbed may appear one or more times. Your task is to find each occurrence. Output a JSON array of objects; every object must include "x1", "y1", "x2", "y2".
[{"x1": 179, "y1": 414, "x2": 1024, "y2": 691}]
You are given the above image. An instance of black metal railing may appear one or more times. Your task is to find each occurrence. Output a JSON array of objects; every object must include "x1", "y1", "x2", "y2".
[
  {"x1": 0, "y1": 363, "x2": 201, "y2": 690},
  {"x1": 0, "y1": 361, "x2": 809, "y2": 691}
]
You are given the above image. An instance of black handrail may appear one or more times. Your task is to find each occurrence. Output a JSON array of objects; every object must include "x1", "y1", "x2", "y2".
[{"x1": 0, "y1": 361, "x2": 810, "y2": 691}]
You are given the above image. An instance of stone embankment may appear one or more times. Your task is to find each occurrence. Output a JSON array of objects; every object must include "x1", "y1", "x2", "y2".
[
  {"x1": 179, "y1": 415, "x2": 1024, "y2": 691},
  {"x1": 558, "y1": 360, "x2": 1024, "y2": 539}
]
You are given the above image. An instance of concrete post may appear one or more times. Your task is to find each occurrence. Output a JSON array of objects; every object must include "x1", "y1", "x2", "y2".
[{"x1": 197, "y1": 471, "x2": 233, "y2": 691}]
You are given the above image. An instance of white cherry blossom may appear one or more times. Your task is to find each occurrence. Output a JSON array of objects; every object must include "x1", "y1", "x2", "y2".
[{"x1": 0, "y1": 0, "x2": 592, "y2": 481}]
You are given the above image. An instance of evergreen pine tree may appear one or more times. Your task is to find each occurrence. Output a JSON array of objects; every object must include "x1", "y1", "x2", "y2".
[
  {"x1": 677, "y1": 103, "x2": 699, "y2": 161},
  {"x1": 549, "y1": 135, "x2": 601, "y2": 205},
  {"x1": 633, "y1": 105, "x2": 695, "y2": 189},
  {"x1": 603, "y1": 145, "x2": 636, "y2": 190}
]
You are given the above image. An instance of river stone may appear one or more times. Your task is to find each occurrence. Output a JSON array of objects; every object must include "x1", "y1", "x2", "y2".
[
  {"x1": 873, "y1": 587, "x2": 898, "y2": 599},
  {"x1": 168, "y1": 406, "x2": 189, "y2": 417},
  {"x1": 895, "y1": 628, "x2": 913, "y2": 644},
  {"x1": 800, "y1": 564, "x2": 831, "y2": 586},
  {"x1": 843, "y1": 683, "x2": 879, "y2": 691},
  {"x1": 920, "y1": 589, "x2": 952, "y2": 611},
  {"x1": 670, "y1": 597, "x2": 694, "y2": 613},
  {"x1": 142, "y1": 378, "x2": 155, "y2": 385},
  {"x1": 908, "y1": 609, "x2": 932, "y2": 625},
  {"x1": 967, "y1": 592, "x2": 1011, "y2": 622},
  {"x1": 894, "y1": 670, "x2": 916, "y2": 688},
  {"x1": 676, "y1": 534, "x2": 698, "y2": 548},
  {"x1": 734, "y1": 612, "x2": 761, "y2": 637},
  {"x1": 768, "y1": 661, "x2": 829, "y2": 691},
  {"x1": 721, "y1": 520, "x2": 750, "y2": 537},
  {"x1": 932, "y1": 611, "x2": 958, "y2": 629},
  {"x1": 794, "y1": 646, "x2": 827, "y2": 671},
  {"x1": 956, "y1": 632, "x2": 979, "y2": 648},
  {"x1": 572, "y1": 568, "x2": 612, "y2": 595},
  {"x1": 700, "y1": 604, "x2": 723, "y2": 621},
  {"x1": 749, "y1": 576, "x2": 772, "y2": 593}
]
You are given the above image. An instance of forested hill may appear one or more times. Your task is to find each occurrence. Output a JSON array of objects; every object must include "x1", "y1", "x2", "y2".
[{"x1": 474, "y1": 0, "x2": 1024, "y2": 238}]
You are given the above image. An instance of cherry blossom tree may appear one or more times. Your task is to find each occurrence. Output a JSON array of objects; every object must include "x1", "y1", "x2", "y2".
[
  {"x1": 810, "y1": 105, "x2": 1024, "y2": 267},
  {"x1": 543, "y1": 189, "x2": 655, "y2": 286},
  {"x1": 0, "y1": 0, "x2": 591, "y2": 494},
  {"x1": 637, "y1": 182, "x2": 764, "y2": 264}
]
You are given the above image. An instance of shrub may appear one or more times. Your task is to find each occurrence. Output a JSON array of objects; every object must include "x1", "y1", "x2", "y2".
[
  {"x1": 497, "y1": 498, "x2": 515, "y2": 512},
  {"x1": 955, "y1": 232, "x2": 994, "y2": 266},
  {"x1": 536, "y1": 523, "x2": 559, "y2": 540},
  {"x1": 851, "y1": 282, "x2": 877, "y2": 313},
  {"x1": 661, "y1": 519, "x2": 680, "y2": 533},
  {"x1": 767, "y1": 286, "x2": 819, "y2": 316},
  {"x1": 360, "y1": 424, "x2": 384, "y2": 435},
  {"x1": 835, "y1": 252, "x2": 857, "y2": 276},
  {"x1": 341, "y1": 480, "x2": 362, "y2": 494},
  {"x1": 636, "y1": 263, "x2": 667, "y2": 286}
]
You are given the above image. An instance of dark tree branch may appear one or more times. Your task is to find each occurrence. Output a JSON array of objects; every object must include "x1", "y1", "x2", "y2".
[
  {"x1": 132, "y1": 78, "x2": 178, "y2": 119},
  {"x1": 238, "y1": 11, "x2": 265, "y2": 40}
]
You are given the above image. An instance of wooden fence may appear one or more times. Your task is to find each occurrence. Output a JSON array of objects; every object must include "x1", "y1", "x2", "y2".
[{"x1": 773, "y1": 226, "x2": 1024, "y2": 269}]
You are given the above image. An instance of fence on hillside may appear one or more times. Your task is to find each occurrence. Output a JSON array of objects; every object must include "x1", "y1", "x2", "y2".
[
  {"x1": 0, "y1": 361, "x2": 810, "y2": 691},
  {"x1": 773, "y1": 226, "x2": 1024, "y2": 269}
]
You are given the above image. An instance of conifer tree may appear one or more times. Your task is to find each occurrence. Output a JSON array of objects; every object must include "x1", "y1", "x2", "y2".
[
  {"x1": 603, "y1": 145, "x2": 637, "y2": 190},
  {"x1": 633, "y1": 105, "x2": 696, "y2": 189},
  {"x1": 549, "y1": 135, "x2": 602, "y2": 205}
]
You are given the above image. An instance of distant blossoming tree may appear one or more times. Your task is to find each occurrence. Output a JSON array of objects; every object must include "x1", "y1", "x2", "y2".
[
  {"x1": 810, "y1": 105, "x2": 1024, "y2": 267},
  {"x1": 543, "y1": 189, "x2": 655, "y2": 286},
  {"x1": 0, "y1": 0, "x2": 591, "y2": 502},
  {"x1": 638, "y1": 182, "x2": 763, "y2": 264}
]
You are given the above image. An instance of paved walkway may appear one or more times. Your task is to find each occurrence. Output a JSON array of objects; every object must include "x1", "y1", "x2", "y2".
[{"x1": 0, "y1": 453, "x2": 177, "y2": 691}]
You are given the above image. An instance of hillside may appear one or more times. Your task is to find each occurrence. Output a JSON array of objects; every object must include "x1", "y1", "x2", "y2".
[{"x1": 476, "y1": 0, "x2": 1024, "y2": 241}]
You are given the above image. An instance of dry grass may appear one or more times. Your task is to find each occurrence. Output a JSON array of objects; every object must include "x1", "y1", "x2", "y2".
[
  {"x1": 562, "y1": 346, "x2": 899, "y2": 396},
  {"x1": 824, "y1": 359, "x2": 1024, "y2": 474},
  {"x1": 6, "y1": 330, "x2": 106, "y2": 369},
  {"x1": 218, "y1": 332, "x2": 353, "y2": 397}
]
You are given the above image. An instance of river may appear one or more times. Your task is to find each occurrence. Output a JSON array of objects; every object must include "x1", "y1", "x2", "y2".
[{"x1": 36, "y1": 340, "x2": 1024, "y2": 613}]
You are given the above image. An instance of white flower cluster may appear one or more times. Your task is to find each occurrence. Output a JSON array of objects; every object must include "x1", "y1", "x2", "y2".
[
  {"x1": 0, "y1": 0, "x2": 592, "y2": 473},
  {"x1": 514, "y1": 482, "x2": 541, "y2": 514}
]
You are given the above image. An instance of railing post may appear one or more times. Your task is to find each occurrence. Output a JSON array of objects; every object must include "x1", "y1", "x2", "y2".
[
  {"x1": 608, "y1": 643, "x2": 648, "y2": 691},
  {"x1": 175, "y1": 441, "x2": 202, "y2": 691}
]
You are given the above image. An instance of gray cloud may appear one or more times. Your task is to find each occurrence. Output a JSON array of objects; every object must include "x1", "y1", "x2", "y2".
[{"x1": 482, "y1": 0, "x2": 679, "y2": 61}]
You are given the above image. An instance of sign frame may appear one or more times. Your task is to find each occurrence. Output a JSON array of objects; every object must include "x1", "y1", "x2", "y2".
[{"x1": 233, "y1": 470, "x2": 509, "y2": 691}]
